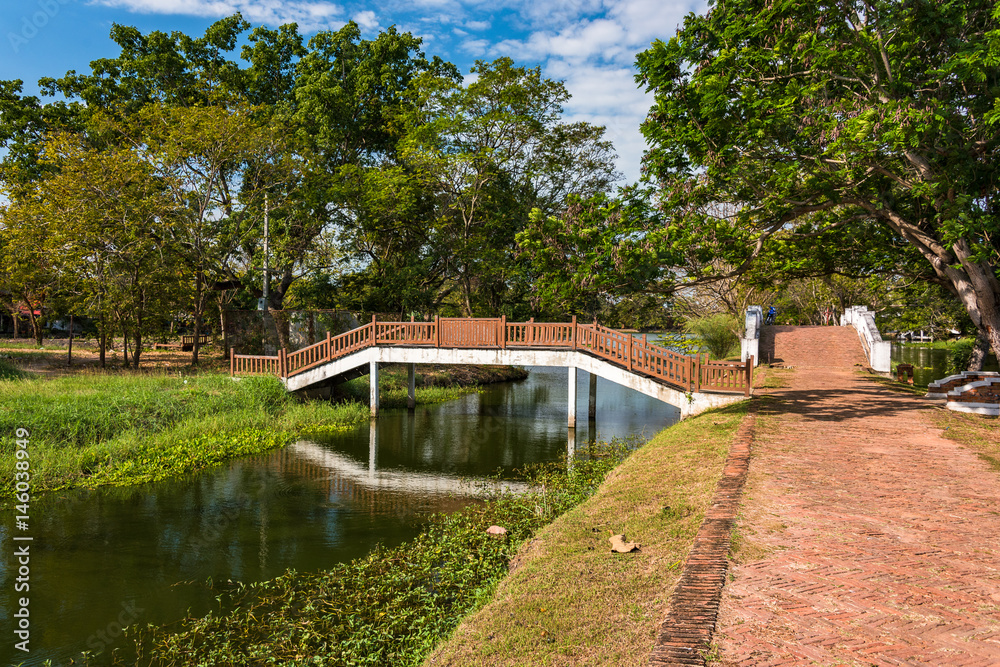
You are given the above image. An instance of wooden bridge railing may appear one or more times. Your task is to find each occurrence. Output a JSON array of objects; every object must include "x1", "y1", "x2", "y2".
[{"x1": 231, "y1": 317, "x2": 753, "y2": 396}]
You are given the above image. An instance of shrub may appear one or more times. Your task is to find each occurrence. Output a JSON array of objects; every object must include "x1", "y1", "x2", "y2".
[
  {"x1": 946, "y1": 338, "x2": 976, "y2": 375},
  {"x1": 683, "y1": 313, "x2": 741, "y2": 359}
]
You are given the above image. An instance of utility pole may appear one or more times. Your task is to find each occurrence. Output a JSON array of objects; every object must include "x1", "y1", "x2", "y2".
[{"x1": 263, "y1": 192, "x2": 270, "y2": 307}]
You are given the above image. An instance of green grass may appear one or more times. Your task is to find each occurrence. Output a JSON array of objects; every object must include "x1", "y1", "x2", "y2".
[
  {"x1": 426, "y1": 401, "x2": 750, "y2": 666},
  {"x1": 109, "y1": 440, "x2": 637, "y2": 667},
  {"x1": 932, "y1": 408, "x2": 1000, "y2": 469},
  {"x1": 896, "y1": 338, "x2": 972, "y2": 350},
  {"x1": 0, "y1": 340, "x2": 68, "y2": 350},
  {"x1": 0, "y1": 372, "x2": 363, "y2": 502},
  {"x1": 0, "y1": 358, "x2": 29, "y2": 381}
]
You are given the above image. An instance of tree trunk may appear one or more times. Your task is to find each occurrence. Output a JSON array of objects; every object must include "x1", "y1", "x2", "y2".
[
  {"x1": 949, "y1": 242, "x2": 1000, "y2": 365},
  {"x1": 192, "y1": 270, "x2": 205, "y2": 366},
  {"x1": 23, "y1": 298, "x2": 42, "y2": 346},
  {"x1": 122, "y1": 327, "x2": 130, "y2": 368},
  {"x1": 967, "y1": 330, "x2": 990, "y2": 371},
  {"x1": 270, "y1": 308, "x2": 291, "y2": 352},
  {"x1": 99, "y1": 329, "x2": 106, "y2": 368},
  {"x1": 133, "y1": 324, "x2": 143, "y2": 370}
]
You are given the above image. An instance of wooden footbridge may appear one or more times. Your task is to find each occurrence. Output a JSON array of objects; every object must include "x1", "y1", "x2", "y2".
[{"x1": 231, "y1": 317, "x2": 753, "y2": 420}]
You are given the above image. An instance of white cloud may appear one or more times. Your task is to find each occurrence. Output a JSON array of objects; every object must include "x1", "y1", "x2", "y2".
[
  {"x1": 90, "y1": 0, "x2": 345, "y2": 31},
  {"x1": 352, "y1": 9, "x2": 380, "y2": 31},
  {"x1": 481, "y1": 0, "x2": 707, "y2": 181},
  {"x1": 460, "y1": 38, "x2": 489, "y2": 56}
]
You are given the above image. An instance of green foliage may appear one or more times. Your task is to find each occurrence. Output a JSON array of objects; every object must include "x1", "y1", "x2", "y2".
[
  {"x1": 2, "y1": 16, "x2": 624, "y2": 328},
  {"x1": 947, "y1": 339, "x2": 977, "y2": 375},
  {"x1": 112, "y1": 440, "x2": 636, "y2": 667},
  {"x1": 398, "y1": 58, "x2": 621, "y2": 316},
  {"x1": 515, "y1": 191, "x2": 672, "y2": 320},
  {"x1": 635, "y1": 0, "x2": 1000, "y2": 359},
  {"x1": 683, "y1": 314, "x2": 740, "y2": 359}
]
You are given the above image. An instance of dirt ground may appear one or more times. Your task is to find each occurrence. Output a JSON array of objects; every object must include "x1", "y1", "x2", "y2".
[{"x1": 0, "y1": 337, "x2": 230, "y2": 376}]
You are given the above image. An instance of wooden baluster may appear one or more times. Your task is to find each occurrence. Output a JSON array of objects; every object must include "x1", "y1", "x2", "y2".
[
  {"x1": 627, "y1": 333, "x2": 633, "y2": 371},
  {"x1": 435, "y1": 315, "x2": 440, "y2": 347},
  {"x1": 571, "y1": 315, "x2": 577, "y2": 350},
  {"x1": 500, "y1": 315, "x2": 507, "y2": 349},
  {"x1": 230, "y1": 348, "x2": 234, "y2": 377}
]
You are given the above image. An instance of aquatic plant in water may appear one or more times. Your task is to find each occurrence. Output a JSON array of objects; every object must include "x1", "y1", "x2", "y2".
[{"x1": 112, "y1": 440, "x2": 637, "y2": 667}]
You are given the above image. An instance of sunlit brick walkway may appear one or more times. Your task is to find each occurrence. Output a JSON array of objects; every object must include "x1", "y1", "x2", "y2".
[{"x1": 713, "y1": 332, "x2": 1000, "y2": 666}]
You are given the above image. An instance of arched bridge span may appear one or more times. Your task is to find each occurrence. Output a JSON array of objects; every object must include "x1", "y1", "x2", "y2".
[{"x1": 231, "y1": 318, "x2": 753, "y2": 420}]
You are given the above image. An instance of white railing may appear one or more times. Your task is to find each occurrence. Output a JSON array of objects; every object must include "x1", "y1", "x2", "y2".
[
  {"x1": 842, "y1": 306, "x2": 891, "y2": 373},
  {"x1": 741, "y1": 306, "x2": 763, "y2": 366}
]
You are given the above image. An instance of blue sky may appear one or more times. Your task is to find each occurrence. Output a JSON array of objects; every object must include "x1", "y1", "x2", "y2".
[{"x1": 1, "y1": 0, "x2": 708, "y2": 182}]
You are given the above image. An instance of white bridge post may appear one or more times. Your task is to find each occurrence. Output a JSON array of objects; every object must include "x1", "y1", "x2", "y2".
[
  {"x1": 370, "y1": 360, "x2": 379, "y2": 417},
  {"x1": 368, "y1": 420, "x2": 377, "y2": 479},
  {"x1": 588, "y1": 372, "x2": 597, "y2": 419},
  {"x1": 407, "y1": 363, "x2": 416, "y2": 410},
  {"x1": 568, "y1": 366, "x2": 577, "y2": 427},
  {"x1": 567, "y1": 426, "x2": 576, "y2": 471}
]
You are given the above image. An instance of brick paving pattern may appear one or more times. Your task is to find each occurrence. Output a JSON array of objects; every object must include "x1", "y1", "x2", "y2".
[{"x1": 714, "y1": 326, "x2": 1000, "y2": 666}]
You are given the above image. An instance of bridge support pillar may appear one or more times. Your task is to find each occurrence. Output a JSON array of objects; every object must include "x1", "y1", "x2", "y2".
[
  {"x1": 567, "y1": 427, "x2": 576, "y2": 470},
  {"x1": 568, "y1": 366, "x2": 577, "y2": 428},
  {"x1": 369, "y1": 361, "x2": 379, "y2": 417},
  {"x1": 407, "y1": 363, "x2": 416, "y2": 410},
  {"x1": 588, "y1": 372, "x2": 597, "y2": 419},
  {"x1": 368, "y1": 419, "x2": 377, "y2": 478}
]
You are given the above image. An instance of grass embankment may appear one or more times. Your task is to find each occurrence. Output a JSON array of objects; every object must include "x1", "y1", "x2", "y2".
[
  {"x1": 0, "y1": 360, "x2": 525, "y2": 503},
  {"x1": 426, "y1": 401, "x2": 750, "y2": 666}
]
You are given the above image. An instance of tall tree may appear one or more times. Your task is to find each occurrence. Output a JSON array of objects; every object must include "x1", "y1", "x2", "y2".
[
  {"x1": 124, "y1": 103, "x2": 287, "y2": 363},
  {"x1": 634, "y1": 0, "x2": 1000, "y2": 357},
  {"x1": 402, "y1": 58, "x2": 620, "y2": 316},
  {"x1": 2, "y1": 132, "x2": 180, "y2": 367}
]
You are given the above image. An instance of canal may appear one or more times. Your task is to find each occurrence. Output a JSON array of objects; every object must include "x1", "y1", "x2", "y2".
[{"x1": 0, "y1": 366, "x2": 680, "y2": 666}]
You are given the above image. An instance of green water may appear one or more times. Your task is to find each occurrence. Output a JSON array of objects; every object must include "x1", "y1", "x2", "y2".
[
  {"x1": 891, "y1": 344, "x2": 999, "y2": 386},
  {"x1": 0, "y1": 366, "x2": 679, "y2": 665}
]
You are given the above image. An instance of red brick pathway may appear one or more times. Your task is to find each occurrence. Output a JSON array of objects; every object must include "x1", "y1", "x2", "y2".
[{"x1": 714, "y1": 329, "x2": 1000, "y2": 666}]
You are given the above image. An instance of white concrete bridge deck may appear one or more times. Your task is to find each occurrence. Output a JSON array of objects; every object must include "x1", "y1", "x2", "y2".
[{"x1": 232, "y1": 318, "x2": 753, "y2": 421}]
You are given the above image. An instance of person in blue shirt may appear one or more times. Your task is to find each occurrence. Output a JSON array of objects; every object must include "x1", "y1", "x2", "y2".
[{"x1": 765, "y1": 306, "x2": 776, "y2": 325}]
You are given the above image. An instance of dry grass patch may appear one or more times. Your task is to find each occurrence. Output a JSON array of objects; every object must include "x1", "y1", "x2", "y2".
[
  {"x1": 931, "y1": 408, "x2": 1000, "y2": 471},
  {"x1": 757, "y1": 366, "x2": 792, "y2": 389},
  {"x1": 727, "y1": 407, "x2": 784, "y2": 566},
  {"x1": 424, "y1": 402, "x2": 751, "y2": 667}
]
